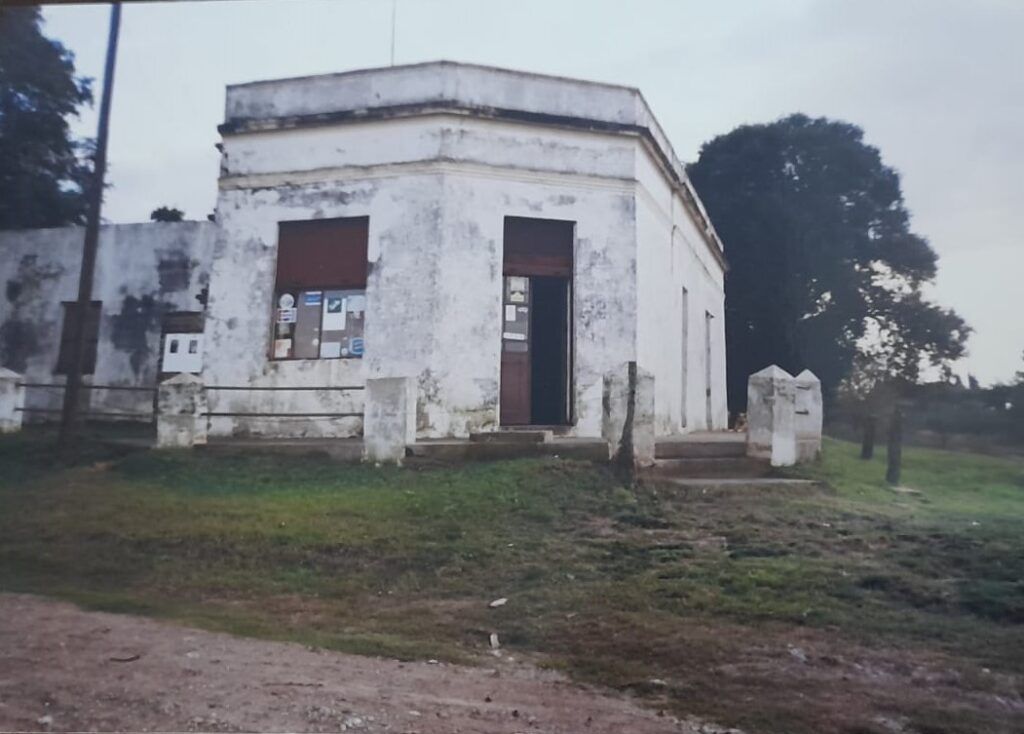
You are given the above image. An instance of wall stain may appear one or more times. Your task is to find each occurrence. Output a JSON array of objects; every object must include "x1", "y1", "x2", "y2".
[
  {"x1": 416, "y1": 370, "x2": 441, "y2": 433},
  {"x1": 110, "y1": 295, "x2": 163, "y2": 376},
  {"x1": 2, "y1": 255, "x2": 63, "y2": 372},
  {"x1": 0, "y1": 320, "x2": 38, "y2": 373},
  {"x1": 157, "y1": 252, "x2": 194, "y2": 293}
]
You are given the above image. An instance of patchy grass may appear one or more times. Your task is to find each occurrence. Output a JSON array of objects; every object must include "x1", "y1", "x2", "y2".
[{"x1": 1, "y1": 430, "x2": 1022, "y2": 733}]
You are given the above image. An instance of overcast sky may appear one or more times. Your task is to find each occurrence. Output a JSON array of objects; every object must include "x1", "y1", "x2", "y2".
[{"x1": 41, "y1": 0, "x2": 1024, "y2": 384}]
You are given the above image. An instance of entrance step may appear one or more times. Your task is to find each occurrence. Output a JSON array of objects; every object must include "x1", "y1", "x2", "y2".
[
  {"x1": 645, "y1": 456, "x2": 770, "y2": 479},
  {"x1": 656, "y1": 433, "x2": 747, "y2": 459},
  {"x1": 469, "y1": 429, "x2": 552, "y2": 444},
  {"x1": 409, "y1": 436, "x2": 608, "y2": 462}
]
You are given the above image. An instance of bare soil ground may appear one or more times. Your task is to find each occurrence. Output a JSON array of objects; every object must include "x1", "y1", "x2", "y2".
[{"x1": 0, "y1": 594, "x2": 699, "y2": 734}]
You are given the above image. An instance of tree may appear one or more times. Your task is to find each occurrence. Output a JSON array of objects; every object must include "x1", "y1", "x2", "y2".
[
  {"x1": 0, "y1": 7, "x2": 93, "y2": 230},
  {"x1": 150, "y1": 206, "x2": 184, "y2": 222},
  {"x1": 1009, "y1": 351, "x2": 1024, "y2": 441},
  {"x1": 688, "y1": 114, "x2": 970, "y2": 413}
]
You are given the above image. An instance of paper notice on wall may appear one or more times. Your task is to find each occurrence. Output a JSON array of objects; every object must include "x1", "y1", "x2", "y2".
[
  {"x1": 303, "y1": 291, "x2": 322, "y2": 306},
  {"x1": 346, "y1": 294, "x2": 367, "y2": 314},
  {"x1": 322, "y1": 295, "x2": 346, "y2": 331},
  {"x1": 505, "y1": 305, "x2": 517, "y2": 322},
  {"x1": 320, "y1": 341, "x2": 342, "y2": 359},
  {"x1": 273, "y1": 339, "x2": 292, "y2": 358},
  {"x1": 277, "y1": 307, "x2": 297, "y2": 324},
  {"x1": 503, "y1": 332, "x2": 527, "y2": 341}
]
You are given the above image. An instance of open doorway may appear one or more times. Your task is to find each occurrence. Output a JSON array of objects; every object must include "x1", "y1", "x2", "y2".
[
  {"x1": 529, "y1": 276, "x2": 570, "y2": 425},
  {"x1": 500, "y1": 217, "x2": 573, "y2": 427}
]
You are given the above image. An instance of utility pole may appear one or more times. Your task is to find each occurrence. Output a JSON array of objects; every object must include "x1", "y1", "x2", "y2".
[{"x1": 58, "y1": 2, "x2": 122, "y2": 454}]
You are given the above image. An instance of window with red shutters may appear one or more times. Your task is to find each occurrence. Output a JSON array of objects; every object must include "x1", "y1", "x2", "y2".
[{"x1": 270, "y1": 217, "x2": 368, "y2": 361}]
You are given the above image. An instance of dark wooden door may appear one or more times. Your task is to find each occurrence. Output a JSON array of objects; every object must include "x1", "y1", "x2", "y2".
[
  {"x1": 500, "y1": 217, "x2": 574, "y2": 427},
  {"x1": 500, "y1": 276, "x2": 531, "y2": 425}
]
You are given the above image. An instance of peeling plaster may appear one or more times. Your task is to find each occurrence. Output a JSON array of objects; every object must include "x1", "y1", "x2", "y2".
[{"x1": 0, "y1": 222, "x2": 216, "y2": 419}]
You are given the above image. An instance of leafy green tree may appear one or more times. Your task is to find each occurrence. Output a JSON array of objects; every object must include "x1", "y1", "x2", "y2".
[
  {"x1": 150, "y1": 206, "x2": 184, "y2": 222},
  {"x1": 688, "y1": 114, "x2": 970, "y2": 413},
  {"x1": 0, "y1": 6, "x2": 93, "y2": 230}
]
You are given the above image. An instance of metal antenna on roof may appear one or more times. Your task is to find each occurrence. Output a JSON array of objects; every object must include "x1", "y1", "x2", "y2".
[{"x1": 390, "y1": 0, "x2": 397, "y2": 66}]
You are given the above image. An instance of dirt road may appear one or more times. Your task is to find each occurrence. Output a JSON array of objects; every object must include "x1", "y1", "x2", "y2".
[{"x1": 0, "y1": 594, "x2": 701, "y2": 733}]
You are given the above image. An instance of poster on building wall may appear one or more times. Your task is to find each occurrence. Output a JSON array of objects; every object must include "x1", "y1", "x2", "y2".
[
  {"x1": 508, "y1": 276, "x2": 528, "y2": 303},
  {"x1": 322, "y1": 295, "x2": 346, "y2": 331},
  {"x1": 346, "y1": 294, "x2": 367, "y2": 314},
  {"x1": 320, "y1": 341, "x2": 342, "y2": 359},
  {"x1": 274, "y1": 339, "x2": 292, "y2": 358},
  {"x1": 277, "y1": 308, "x2": 297, "y2": 324}
]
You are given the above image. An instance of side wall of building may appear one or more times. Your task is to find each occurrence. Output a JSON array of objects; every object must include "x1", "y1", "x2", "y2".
[
  {"x1": 0, "y1": 222, "x2": 215, "y2": 419},
  {"x1": 635, "y1": 146, "x2": 728, "y2": 434}
]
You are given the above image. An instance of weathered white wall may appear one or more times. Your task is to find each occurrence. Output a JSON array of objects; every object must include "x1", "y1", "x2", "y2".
[
  {"x1": 0, "y1": 222, "x2": 215, "y2": 420},
  {"x1": 208, "y1": 114, "x2": 640, "y2": 438},
  {"x1": 431, "y1": 168, "x2": 638, "y2": 437},
  {"x1": 635, "y1": 146, "x2": 728, "y2": 434},
  {"x1": 205, "y1": 61, "x2": 726, "y2": 440}
]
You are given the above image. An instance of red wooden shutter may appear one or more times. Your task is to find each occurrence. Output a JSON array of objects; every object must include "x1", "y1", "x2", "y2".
[
  {"x1": 503, "y1": 217, "x2": 574, "y2": 277},
  {"x1": 275, "y1": 217, "x2": 369, "y2": 290}
]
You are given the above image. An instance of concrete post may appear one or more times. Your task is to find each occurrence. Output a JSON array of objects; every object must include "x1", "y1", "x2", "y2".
[
  {"x1": 794, "y1": 369, "x2": 823, "y2": 462},
  {"x1": 156, "y1": 373, "x2": 208, "y2": 448},
  {"x1": 746, "y1": 365, "x2": 797, "y2": 467},
  {"x1": 0, "y1": 368, "x2": 25, "y2": 434},
  {"x1": 363, "y1": 376, "x2": 417, "y2": 464},
  {"x1": 602, "y1": 361, "x2": 655, "y2": 469}
]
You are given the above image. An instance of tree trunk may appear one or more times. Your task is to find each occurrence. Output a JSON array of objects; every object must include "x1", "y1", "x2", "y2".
[
  {"x1": 860, "y1": 414, "x2": 876, "y2": 460},
  {"x1": 886, "y1": 409, "x2": 903, "y2": 485}
]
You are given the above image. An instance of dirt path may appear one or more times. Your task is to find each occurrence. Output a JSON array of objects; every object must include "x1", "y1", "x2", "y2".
[{"x1": 0, "y1": 594, "x2": 700, "y2": 733}]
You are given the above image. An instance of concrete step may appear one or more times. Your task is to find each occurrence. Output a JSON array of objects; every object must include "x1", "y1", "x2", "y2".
[
  {"x1": 409, "y1": 437, "x2": 609, "y2": 462},
  {"x1": 469, "y1": 429, "x2": 552, "y2": 444},
  {"x1": 645, "y1": 456, "x2": 770, "y2": 479},
  {"x1": 655, "y1": 438, "x2": 746, "y2": 459}
]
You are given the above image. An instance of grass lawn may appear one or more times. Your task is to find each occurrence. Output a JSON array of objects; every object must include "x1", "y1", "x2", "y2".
[{"x1": 1, "y1": 429, "x2": 1022, "y2": 733}]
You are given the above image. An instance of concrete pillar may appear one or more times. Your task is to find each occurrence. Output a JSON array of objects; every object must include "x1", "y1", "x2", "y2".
[
  {"x1": 363, "y1": 376, "x2": 417, "y2": 464},
  {"x1": 794, "y1": 369, "x2": 823, "y2": 462},
  {"x1": 602, "y1": 361, "x2": 655, "y2": 468},
  {"x1": 0, "y1": 368, "x2": 25, "y2": 434},
  {"x1": 746, "y1": 365, "x2": 797, "y2": 467},
  {"x1": 156, "y1": 374, "x2": 208, "y2": 448}
]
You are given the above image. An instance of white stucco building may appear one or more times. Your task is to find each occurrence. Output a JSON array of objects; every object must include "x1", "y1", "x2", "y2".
[
  {"x1": 203, "y1": 61, "x2": 728, "y2": 440},
  {"x1": 0, "y1": 61, "x2": 728, "y2": 447}
]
